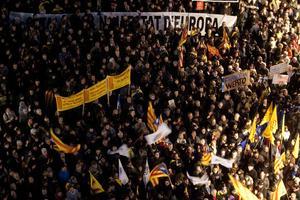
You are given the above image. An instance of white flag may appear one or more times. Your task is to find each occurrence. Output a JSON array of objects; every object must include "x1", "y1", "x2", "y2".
[
  {"x1": 186, "y1": 172, "x2": 210, "y2": 185},
  {"x1": 118, "y1": 159, "x2": 129, "y2": 185},
  {"x1": 108, "y1": 144, "x2": 131, "y2": 158},
  {"x1": 211, "y1": 155, "x2": 233, "y2": 168},
  {"x1": 144, "y1": 123, "x2": 172, "y2": 145},
  {"x1": 143, "y1": 158, "x2": 150, "y2": 187}
]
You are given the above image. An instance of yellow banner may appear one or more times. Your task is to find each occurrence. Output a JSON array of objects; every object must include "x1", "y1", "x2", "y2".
[
  {"x1": 107, "y1": 67, "x2": 131, "y2": 91},
  {"x1": 84, "y1": 79, "x2": 107, "y2": 103},
  {"x1": 55, "y1": 90, "x2": 85, "y2": 112},
  {"x1": 55, "y1": 67, "x2": 131, "y2": 111}
]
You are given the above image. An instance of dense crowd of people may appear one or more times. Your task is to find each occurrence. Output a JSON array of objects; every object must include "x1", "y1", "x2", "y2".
[{"x1": 0, "y1": 0, "x2": 299, "y2": 199}]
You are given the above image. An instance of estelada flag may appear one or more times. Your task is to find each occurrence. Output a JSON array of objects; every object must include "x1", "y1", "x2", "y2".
[{"x1": 149, "y1": 163, "x2": 170, "y2": 187}]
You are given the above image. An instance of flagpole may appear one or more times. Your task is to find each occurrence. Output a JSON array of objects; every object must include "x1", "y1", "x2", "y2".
[
  {"x1": 106, "y1": 77, "x2": 110, "y2": 107},
  {"x1": 128, "y1": 66, "x2": 131, "y2": 96},
  {"x1": 82, "y1": 89, "x2": 87, "y2": 117},
  {"x1": 82, "y1": 103, "x2": 85, "y2": 117},
  {"x1": 128, "y1": 84, "x2": 131, "y2": 96}
]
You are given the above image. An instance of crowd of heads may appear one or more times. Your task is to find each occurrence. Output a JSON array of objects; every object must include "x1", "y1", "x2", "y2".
[{"x1": 0, "y1": 0, "x2": 299, "y2": 199}]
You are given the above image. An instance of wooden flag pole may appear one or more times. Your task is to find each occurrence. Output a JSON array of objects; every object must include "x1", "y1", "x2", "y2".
[
  {"x1": 82, "y1": 89, "x2": 87, "y2": 117},
  {"x1": 106, "y1": 77, "x2": 110, "y2": 106},
  {"x1": 128, "y1": 66, "x2": 131, "y2": 96}
]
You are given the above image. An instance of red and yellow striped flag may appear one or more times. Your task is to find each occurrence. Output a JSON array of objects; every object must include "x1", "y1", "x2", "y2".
[
  {"x1": 147, "y1": 102, "x2": 158, "y2": 132},
  {"x1": 50, "y1": 129, "x2": 80, "y2": 154},
  {"x1": 219, "y1": 27, "x2": 231, "y2": 50},
  {"x1": 178, "y1": 24, "x2": 188, "y2": 47},
  {"x1": 149, "y1": 163, "x2": 170, "y2": 187},
  {"x1": 207, "y1": 44, "x2": 220, "y2": 57}
]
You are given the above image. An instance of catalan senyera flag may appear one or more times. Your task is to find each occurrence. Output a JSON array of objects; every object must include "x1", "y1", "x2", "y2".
[
  {"x1": 178, "y1": 24, "x2": 188, "y2": 47},
  {"x1": 248, "y1": 116, "x2": 257, "y2": 143},
  {"x1": 292, "y1": 134, "x2": 299, "y2": 159},
  {"x1": 271, "y1": 180, "x2": 287, "y2": 200},
  {"x1": 207, "y1": 44, "x2": 220, "y2": 57},
  {"x1": 229, "y1": 175, "x2": 259, "y2": 200},
  {"x1": 274, "y1": 148, "x2": 285, "y2": 174},
  {"x1": 262, "y1": 105, "x2": 277, "y2": 144},
  {"x1": 219, "y1": 27, "x2": 231, "y2": 50},
  {"x1": 201, "y1": 152, "x2": 212, "y2": 166},
  {"x1": 147, "y1": 102, "x2": 158, "y2": 132},
  {"x1": 89, "y1": 171, "x2": 105, "y2": 194},
  {"x1": 149, "y1": 163, "x2": 170, "y2": 187},
  {"x1": 259, "y1": 102, "x2": 273, "y2": 125},
  {"x1": 50, "y1": 129, "x2": 80, "y2": 154}
]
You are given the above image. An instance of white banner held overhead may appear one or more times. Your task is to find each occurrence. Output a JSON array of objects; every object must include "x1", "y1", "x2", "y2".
[
  {"x1": 186, "y1": 172, "x2": 210, "y2": 185},
  {"x1": 211, "y1": 155, "x2": 233, "y2": 168},
  {"x1": 222, "y1": 70, "x2": 251, "y2": 92},
  {"x1": 9, "y1": 12, "x2": 236, "y2": 35},
  {"x1": 269, "y1": 63, "x2": 290, "y2": 76},
  {"x1": 100, "y1": 12, "x2": 237, "y2": 35},
  {"x1": 272, "y1": 74, "x2": 289, "y2": 85}
]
